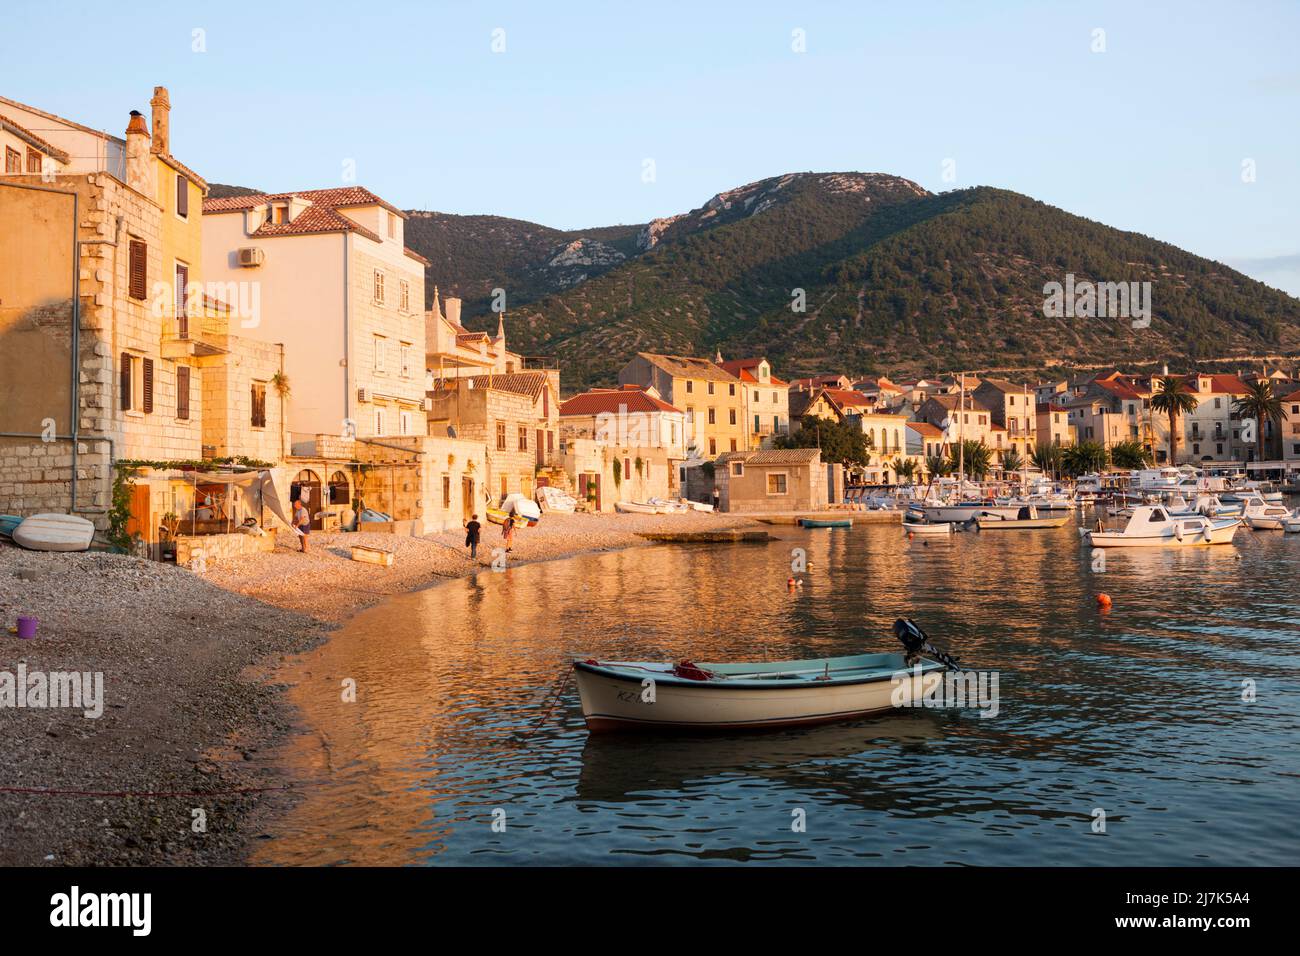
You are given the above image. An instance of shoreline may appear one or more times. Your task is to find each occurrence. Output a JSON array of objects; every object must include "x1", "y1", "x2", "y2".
[{"x1": 0, "y1": 510, "x2": 759, "y2": 865}]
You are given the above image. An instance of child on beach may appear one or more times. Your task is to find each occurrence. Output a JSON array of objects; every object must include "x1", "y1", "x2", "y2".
[{"x1": 501, "y1": 513, "x2": 515, "y2": 552}]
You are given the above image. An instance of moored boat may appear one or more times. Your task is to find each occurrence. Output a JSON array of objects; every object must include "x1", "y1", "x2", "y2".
[
  {"x1": 1085, "y1": 505, "x2": 1238, "y2": 548},
  {"x1": 573, "y1": 619, "x2": 957, "y2": 732},
  {"x1": 975, "y1": 506, "x2": 1072, "y2": 530},
  {"x1": 614, "y1": 501, "x2": 658, "y2": 514},
  {"x1": 11, "y1": 513, "x2": 95, "y2": 552},
  {"x1": 902, "y1": 518, "x2": 952, "y2": 535},
  {"x1": 798, "y1": 517, "x2": 852, "y2": 528}
]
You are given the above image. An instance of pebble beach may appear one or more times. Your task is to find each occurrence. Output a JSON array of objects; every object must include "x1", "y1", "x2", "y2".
[{"x1": 0, "y1": 510, "x2": 757, "y2": 865}]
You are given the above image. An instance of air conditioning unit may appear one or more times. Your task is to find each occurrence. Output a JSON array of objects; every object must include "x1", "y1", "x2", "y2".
[
  {"x1": 422, "y1": 397, "x2": 433, "y2": 412},
  {"x1": 357, "y1": 386, "x2": 372, "y2": 403},
  {"x1": 236, "y1": 247, "x2": 264, "y2": 267}
]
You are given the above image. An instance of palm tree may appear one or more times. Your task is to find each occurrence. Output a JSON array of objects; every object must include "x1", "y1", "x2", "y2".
[
  {"x1": 1000, "y1": 447, "x2": 1024, "y2": 477},
  {"x1": 1063, "y1": 441, "x2": 1108, "y2": 477},
  {"x1": 1149, "y1": 376, "x2": 1199, "y2": 465},
  {"x1": 923, "y1": 453, "x2": 953, "y2": 496},
  {"x1": 1232, "y1": 379, "x2": 1288, "y2": 464},
  {"x1": 893, "y1": 459, "x2": 918, "y2": 485},
  {"x1": 1109, "y1": 439, "x2": 1152, "y2": 469},
  {"x1": 1031, "y1": 442, "x2": 1064, "y2": 481},
  {"x1": 959, "y1": 439, "x2": 993, "y2": 480}
]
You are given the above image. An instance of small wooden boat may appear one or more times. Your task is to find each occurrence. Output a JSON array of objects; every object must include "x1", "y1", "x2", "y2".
[
  {"x1": 12, "y1": 513, "x2": 95, "y2": 552},
  {"x1": 1086, "y1": 505, "x2": 1238, "y2": 548},
  {"x1": 975, "y1": 506, "x2": 1072, "y2": 530},
  {"x1": 902, "y1": 518, "x2": 952, "y2": 535},
  {"x1": 798, "y1": 517, "x2": 852, "y2": 528},
  {"x1": 575, "y1": 646, "x2": 951, "y2": 733},
  {"x1": 614, "y1": 501, "x2": 658, "y2": 514}
]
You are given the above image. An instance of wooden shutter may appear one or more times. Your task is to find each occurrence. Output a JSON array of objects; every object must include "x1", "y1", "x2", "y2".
[
  {"x1": 176, "y1": 173, "x2": 188, "y2": 217},
  {"x1": 142, "y1": 358, "x2": 154, "y2": 413},
  {"x1": 128, "y1": 240, "x2": 147, "y2": 300},
  {"x1": 177, "y1": 366, "x2": 190, "y2": 420},
  {"x1": 175, "y1": 263, "x2": 188, "y2": 334},
  {"x1": 120, "y1": 353, "x2": 132, "y2": 410}
]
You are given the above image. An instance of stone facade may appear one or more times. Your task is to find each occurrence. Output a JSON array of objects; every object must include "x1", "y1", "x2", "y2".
[
  {"x1": 713, "y1": 448, "x2": 833, "y2": 513},
  {"x1": 200, "y1": 334, "x2": 286, "y2": 462},
  {"x1": 352, "y1": 435, "x2": 486, "y2": 533}
]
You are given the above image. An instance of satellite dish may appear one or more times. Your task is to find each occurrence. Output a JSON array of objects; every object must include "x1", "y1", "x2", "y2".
[{"x1": 447, "y1": 425, "x2": 457, "y2": 439}]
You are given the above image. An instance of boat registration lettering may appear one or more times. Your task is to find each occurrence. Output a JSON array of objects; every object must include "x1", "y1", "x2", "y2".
[{"x1": 616, "y1": 679, "x2": 656, "y2": 705}]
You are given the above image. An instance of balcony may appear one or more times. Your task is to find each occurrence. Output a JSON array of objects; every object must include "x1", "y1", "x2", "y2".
[{"x1": 161, "y1": 315, "x2": 228, "y2": 360}]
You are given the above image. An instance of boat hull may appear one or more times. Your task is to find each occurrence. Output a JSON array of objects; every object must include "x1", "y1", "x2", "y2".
[
  {"x1": 1087, "y1": 523, "x2": 1239, "y2": 547},
  {"x1": 902, "y1": 520, "x2": 952, "y2": 534},
  {"x1": 574, "y1": 655, "x2": 943, "y2": 732},
  {"x1": 975, "y1": 515, "x2": 1071, "y2": 530},
  {"x1": 798, "y1": 518, "x2": 852, "y2": 528},
  {"x1": 917, "y1": 504, "x2": 1020, "y2": 522}
]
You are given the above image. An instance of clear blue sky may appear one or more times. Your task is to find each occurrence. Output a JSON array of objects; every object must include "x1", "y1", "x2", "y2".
[{"x1": 3, "y1": 0, "x2": 1297, "y2": 289}]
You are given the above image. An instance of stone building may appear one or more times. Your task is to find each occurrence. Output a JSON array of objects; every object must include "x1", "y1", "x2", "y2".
[
  {"x1": 618, "y1": 352, "x2": 746, "y2": 457},
  {"x1": 0, "y1": 87, "x2": 277, "y2": 528},
  {"x1": 718, "y1": 356, "x2": 790, "y2": 449},
  {"x1": 427, "y1": 371, "x2": 559, "y2": 505},
  {"x1": 712, "y1": 448, "x2": 837, "y2": 513}
]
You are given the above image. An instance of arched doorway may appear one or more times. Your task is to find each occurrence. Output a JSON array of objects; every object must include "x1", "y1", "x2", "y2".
[
  {"x1": 290, "y1": 469, "x2": 324, "y2": 530},
  {"x1": 328, "y1": 470, "x2": 351, "y2": 506}
]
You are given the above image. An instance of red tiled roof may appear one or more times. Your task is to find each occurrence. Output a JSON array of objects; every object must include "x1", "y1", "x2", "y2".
[
  {"x1": 907, "y1": 421, "x2": 944, "y2": 437},
  {"x1": 203, "y1": 186, "x2": 404, "y2": 217},
  {"x1": 247, "y1": 203, "x2": 383, "y2": 243},
  {"x1": 1189, "y1": 374, "x2": 1250, "y2": 395},
  {"x1": 1093, "y1": 377, "x2": 1146, "y2": 400},
  {"x1": 0, "y1": 113, "x2": 70, "y2": 164},
  {"x1": 465, "y1": 372, "x2": 550, "y2": 400},
  {"x1": 821, "y1": 387, "x2": 875, "y2": 408},
  {"x1": 1282, "y1": 389, "x2": 1300, "y2": 403},
  {"x1": 560, "y1": 387, "x2": 683, "y2": 416}
]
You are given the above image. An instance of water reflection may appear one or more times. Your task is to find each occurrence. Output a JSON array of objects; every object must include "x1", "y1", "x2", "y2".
[{"x1": 256, "y1": 519, "x2": 1300, "y2": 866}]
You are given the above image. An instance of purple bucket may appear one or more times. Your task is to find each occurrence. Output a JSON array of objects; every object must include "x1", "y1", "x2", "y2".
[{"x1": 16, "y1": 616, "x2": 37, "y2": 640}]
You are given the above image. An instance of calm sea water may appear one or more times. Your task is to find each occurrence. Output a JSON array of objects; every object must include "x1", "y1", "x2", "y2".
[{"x1": 256, "y1": 512, "x2": 1300, "y2": 866}]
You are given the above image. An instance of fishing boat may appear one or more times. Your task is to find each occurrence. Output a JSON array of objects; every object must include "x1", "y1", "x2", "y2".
[
  {"x1": 975, "y1": 505, "x2": 1072, "y2": 530},
  {"x1": 1244, "y1": 502, "x2": 1295, "y2": 530},
  {"x1": 573, "y1": 619, "x2": 957, "y2": 732},
  {"x1": 798, "y1": 517, "x2": 852, "y2": 528},
  {"x1": 614, "y1": 501, "x2": 658, "y2": 514},
  {"x1": 1085, "y1": 505, "x2": 1238, "y2": 548}
]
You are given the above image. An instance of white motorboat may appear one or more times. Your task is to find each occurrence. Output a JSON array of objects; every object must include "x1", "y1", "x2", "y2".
[
  {"x1": 1085, "y1": 505, "x2": 1239, "y2": 548},
  {"x1": 1244, "y1": 502, "x2": 1295, "y2": 530},
  {"x1": 914, "y1": 501, "x2": 1021, "y2": 523}
]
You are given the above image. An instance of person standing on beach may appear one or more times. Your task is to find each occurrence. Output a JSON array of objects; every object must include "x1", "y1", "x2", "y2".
[
  {"x1": 294, "y1": 498, "x2": 311, "y2": 553},
  {"x1": 712, "y1": 485, "x2": 721, "y2": 511},
  {"x1": 502, "y1": 513, "x2": 515, "y2": 552},
  {"x1": 464, "y1": 513, "x2": 482, "y2": 559}
]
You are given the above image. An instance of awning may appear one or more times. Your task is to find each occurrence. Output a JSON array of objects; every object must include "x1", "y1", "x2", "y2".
[{"x1": 180, "y1": 470, "x2": 293, "y2": 528}]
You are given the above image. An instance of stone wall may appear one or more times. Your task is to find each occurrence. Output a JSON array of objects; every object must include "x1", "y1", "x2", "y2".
[
  {"x1": 347, "y1": 242, "x2": 426, "y2": 438},
  {"x1": 202, "y1": 334, "x2": 285, "y2": 462},
  {"x1": 174, "y1": 529, "x2": 274, "y2": 569},
  {"x1": 428, "y1": 385, "x2": 540, "y2": 505},
  {"x1": 353, "y1": 434, "x2": 486, "y2": 533}
]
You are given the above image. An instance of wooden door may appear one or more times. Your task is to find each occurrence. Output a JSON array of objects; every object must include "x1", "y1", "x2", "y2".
[{"x1": 462, "y1": 476, "x2": 475, "y2": 518}]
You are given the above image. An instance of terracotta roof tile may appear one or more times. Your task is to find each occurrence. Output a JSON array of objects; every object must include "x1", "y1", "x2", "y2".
[
  {"x1": 560, "y1": 388, "x2": 683, "y2": 416},
  {"x1": 637, "y1": 352, "x2": 739, "y2": 383},
  {"x1": 0, "y1": 113, "x2": 70, "y2": 164},
  {"x1": 203, "y1": 186, "x2": 403, "y2": 216}
]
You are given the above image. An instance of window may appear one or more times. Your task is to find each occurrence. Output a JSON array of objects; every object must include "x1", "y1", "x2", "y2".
[
  {"x1": 500, "y1": 476, "x2": 509, "y2": 500},
  {"x1": 728, "y1": 384, "x2": 736, "y2": 396},
  {"x1": 519, "y1": 426, "x2": 528, "y2": 451},
  {"x1": 128, "y1": 240, "x2": 147, "y2": 300},
  {"x1": 547, "y1": 431, "x2": 554, "y2": 453},
  {"x1": 685, "y1": 381, "x2": 693, "y2": 394},
  {"x1": 754, "y1": 415, "x2": 761, "y2": 432},
  {"x1": 120, "y1": 356, "x2": 153, "y2": 414},
  {"x1": 729, "y1": 409, "x2": 736, "y2": 425},
  {"x1": 730, "y1": 438, "x2": 737, "y2": 451},
  {"x1": 388, "y1": 212, "x2": 397, "y2": 239},
  {"x1": 174, "y1": 263, "x2": 189, "y2": 333},
  {"x1": 709, "y1": 438, "x2": 717, "y2": 455},
  {"x1": 177, "y1": 366, "x2": 190, "y2": 420},
  {"x1": 731, "y1": 462, "x2": 744, "y2": 477},
  {"x1": 707, "y1": 382, "x2": 715, "y2": 395},
  {"x1": 496, "y1": 422, "x2": 507, "y2": 450},
  {"x1": 374, "y1": 407, "x2": 385, "y2": 435},
  {"x1": 374, "y1": 335, "x2": 386, "y2": 372},
  {"x1": 708, "y1": 407, "x2": 716, "y2": 425},
  {"x1": 251, "y1": 381, "x2": 267, "y2": 428},
  {"x1": 767, "y1": 473, "x2": 788, "y2": 495},
  {"x1": 26, "y1": 148, "x2": 41, "y2": 173},
  {"x1": 400, "y1": 410, "x2": 413, "y2": 435},
  {"x1": 175, "y1": 173, "x2": 188, "y2": 218},
  {"x1": 753, "y1": 390, "x2": 759, "y2": 402},
  {"x1": 4, "y1": 147, "x2": 19, "y2": 173},
  {"x1": 772, "y1": 392, "x2": 778, "y2": 402},
  {"x1": 443, "y1": 476, "x2": 451, "y2": 509},
  {"x1": 399, "y1": 280, "x2": 410, "y2": 313},
  {"x1": 773, "y1": 415, "x2": 780, "y2": 432},
  {"x1": 400, "y1": 344, "x2": 411, "y2": 378},
  {"x1": 373, "y1": 270, "x2": 386, "y2": 305}
]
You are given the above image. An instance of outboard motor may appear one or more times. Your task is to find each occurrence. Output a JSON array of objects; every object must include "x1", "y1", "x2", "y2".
[{"x1": 893, "y1": 618, "x2": 961, "y2": 670}]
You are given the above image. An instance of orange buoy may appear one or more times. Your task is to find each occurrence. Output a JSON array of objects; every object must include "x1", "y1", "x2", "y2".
[
  {"x1": 787, "y1": 577, "x2": 796, "y2": 589},
  {"x1": 1097, "y1": 593, "x2": 1112, "y2": 610}
]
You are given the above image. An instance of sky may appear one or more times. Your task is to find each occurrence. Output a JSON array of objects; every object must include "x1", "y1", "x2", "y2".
[{"x1": 3, "y1": 0, "x2": 1298, "y2": 293}]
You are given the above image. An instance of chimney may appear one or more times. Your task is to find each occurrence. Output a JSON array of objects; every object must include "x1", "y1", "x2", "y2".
[
  {"x1": 445, "y1": 297, "x2": 462, "y2": 327},
  {"x1": 150, "y1": 86, "x2": 170, "y2": 155},
  {"x1": 124, "y1": 110, "x2": 155, "y2": 196}
]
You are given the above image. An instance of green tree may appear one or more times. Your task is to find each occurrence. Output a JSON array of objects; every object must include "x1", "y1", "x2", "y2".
[
  {"x1": 893, "y1": 458, "x2": 918, "y2": 485},
  {"x1": 775, "y1": 415, "x2": 871, "y2": 470},
  {"x1": 1000, "y1": 447, "x2": 1024, "y2": 475},
  {"x1": 958, "y1": 439, "x2": 993, "y2": 479},
  {"x1": 1062, "y1": 440, "x2": 1108, "y2": 477},
  {"x1": 1109, "y1": 439, "x2": 1152, "y2": 469},
  {"x1": 1150, "y1": 376, "x2": 1199, "y2": 464},
  {"x1": 1232, "y1": 379, "x2": 1288, "y2": 463},
  {"x1": 1031, "y1": 442, "x2": 1064, "y2": 480}
]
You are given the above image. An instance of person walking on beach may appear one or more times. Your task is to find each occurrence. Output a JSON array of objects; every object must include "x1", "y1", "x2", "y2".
[
  {"x1": 502, "y1": 513, "x2": 516, "y2": 552},
  {"x1": 464, "y1": 513, "x2": 482, "y2": 559},
  {"x1": 293, "y1": 497, "x2": 311, "y2": 553}
]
